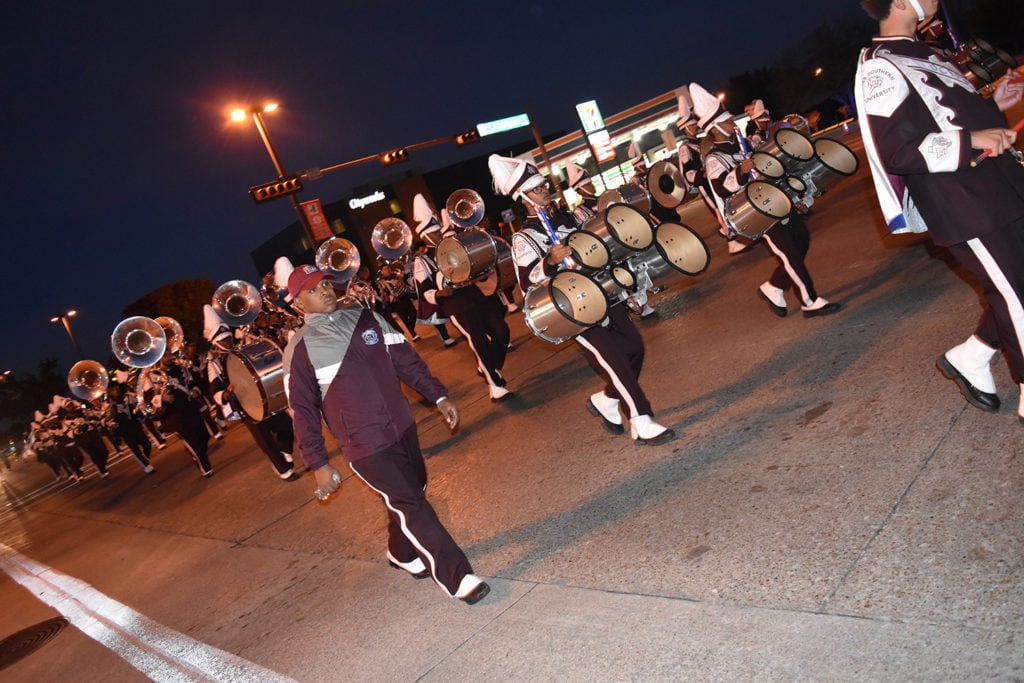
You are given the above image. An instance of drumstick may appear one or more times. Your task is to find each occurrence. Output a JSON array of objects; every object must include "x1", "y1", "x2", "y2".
[
  {"x1": 969, "y1": 117, "x2": 1024, "y2": 167},
  {"x1": 536, "y1": 206, "x2": 574, "y2": 268}
]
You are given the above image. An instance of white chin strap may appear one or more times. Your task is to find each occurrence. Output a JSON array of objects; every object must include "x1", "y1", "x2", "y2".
[{"x1": 907, "y1": 0, "x2": 927, "y2": 22}]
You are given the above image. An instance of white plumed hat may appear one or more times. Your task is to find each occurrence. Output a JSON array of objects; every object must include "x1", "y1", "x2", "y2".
[
  {"x1": 488, "y1": 154, "x2": 545, "y2": 200},
  {"x1": 689, "y1": 82, "x2": 733, "y2": 131},
  {"x1": 566, "y1": 161, "x2": 589, "y2": 189}
]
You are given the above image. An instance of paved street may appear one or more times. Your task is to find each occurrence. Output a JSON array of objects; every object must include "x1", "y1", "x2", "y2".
[{"x1": 1, "y1": 128, "x2": 1023, "y2": 681}]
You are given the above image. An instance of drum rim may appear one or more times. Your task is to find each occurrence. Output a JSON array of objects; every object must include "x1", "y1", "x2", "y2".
[
  {"x1": 550, "y1": 271, "x2": 609, "y2": 327},
  {"x1": 774, "y1": 128, "x2": 816, "y2": 161},
  {"x1": 653, "y1": 221, "x2": 710, "y2": 276},
  {"x1": 602, "y1": 202, "x2": 655, "y2": 251},
  {"x1": 751, "y1": 150, "x2": 787, "y2": 178},
  {"x1": 744, "y1": 181, "x2": 793, "y2": 219},
  {"x1": 522, "y1": 283, "x2": 575, "y2": 344},
  {"x1": 566, "y1": 229, "x2": 612, "y2": 269},
  {"x1": 812, "y1": 138, "x2": 860, "y2": 176}
]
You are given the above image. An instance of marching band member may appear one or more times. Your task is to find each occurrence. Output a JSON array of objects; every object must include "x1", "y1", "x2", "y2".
[
  {"x1": 66, "y1": 399, "x2": 111, "y2": 479},
  {"x1": 490, "y1": 154, "x2": 676, "y2": 445},
  {"x1": 140, "y1": 351, "x2": 213, "y2": 477},
  {"x1": 411, "y1": 235, "x2": 458, "y2": 347},
  {"x1": 282, "y1": 264, "x2": 490, "y2": 604},
  {"x1": 204, "y1": 304, "x2": 299, "y2": 481},
  {"x1": 567, "y1": 161, "x2": 656, "y2": 318},
  {"x1": 690, "y1": 82, "x2": 841, "y2": 319},
  {"x1": 106, "y1": 381, "x2": 156, "y2": 474},
  {"x1": 676, "y1": 93, "x2": 741, "y2": 254},
  {"x1": 433, "y1": 223, "x2": 514, "y2": 402},
  {"x1": 857, "y1": 0, "x2": 1024, "y2": 424},
  {"x1": 375, "y1": 261, "x2": 420, "y2": 341}
]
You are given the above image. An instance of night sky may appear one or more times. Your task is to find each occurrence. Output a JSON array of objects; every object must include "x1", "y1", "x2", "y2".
[{"x1": 2, "y1": 1, "x2": 858, "y2": 377}]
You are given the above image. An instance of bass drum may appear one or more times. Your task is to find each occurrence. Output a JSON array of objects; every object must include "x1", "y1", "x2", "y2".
[
  {"x1": 523, "y1": 270, "x2": 608, "y2": 344},
  {"x1": 724, "y1": 181, "x2": 792, "y2": 240},
  {"x1": 435, "y1": 228, "x2": 496, "y2": 284},
  {"x1": 475, "y1": 237, "x2": 516, "y2": 296},
  {"x1": 226, "y1": 339, "x2": 287, "y2": 422}
]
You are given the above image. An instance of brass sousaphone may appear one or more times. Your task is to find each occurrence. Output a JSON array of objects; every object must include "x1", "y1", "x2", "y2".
[{"x1": 212, "y1": 280, "x2": 263, "y2": 328}]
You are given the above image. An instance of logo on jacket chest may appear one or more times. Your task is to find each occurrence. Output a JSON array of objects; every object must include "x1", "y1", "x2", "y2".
[{"x1": 361, "y1": 329, "x2": 379, "y2": 345}]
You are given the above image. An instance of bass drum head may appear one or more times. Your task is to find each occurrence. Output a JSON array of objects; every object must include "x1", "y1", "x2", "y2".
[
  {"x1": 226, "y1": 339, "x2": 286, "y2": 422},
  {"x1": 550, "y1": 271, "x2": 608, "y2": 326},
  {"x1": 604, "y1": 203, "x2": 654, "y2": 251},
  {"x1": 567, "y1": 230, "x2": 611, "y2": 269},
  {"x1": 774, "y1": 128, "x2": 815, "y2": 161},
  {"x1": 747, "y1": 181, "x2": 792, "y2": 218},
  {"x1": 654, "y1": 222, "x2": 710, "y2": 276},
  {"x1": 752, "y1": 151, "x2": 786, "y2": 178},
  {"x1": 813, "y1": 138, "x2": 859, "y2": 176},
  {"x1": 435, "y1": 229, "x2": 496, "y2": 284}
]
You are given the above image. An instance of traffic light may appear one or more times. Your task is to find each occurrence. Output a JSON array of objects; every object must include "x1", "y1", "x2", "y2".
[
  {"x1": 248, "y1": 174, "x2": 303, "y2": 203},
  {"x1": 380, "y1": 148, "x2": 409, "y2": 165},
  {"x1": 455, "y1": 129, "x2": 480, "y2": 146}
]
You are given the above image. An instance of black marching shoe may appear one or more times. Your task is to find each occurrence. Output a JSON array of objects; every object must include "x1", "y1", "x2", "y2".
[{"x1": 936, "y1": 355, "x2": 1000, "y2": 412}]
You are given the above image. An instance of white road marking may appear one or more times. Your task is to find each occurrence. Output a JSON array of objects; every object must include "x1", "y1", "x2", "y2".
[{"x1": 0, "y1": 543, "x2": 295, "y2": 682}]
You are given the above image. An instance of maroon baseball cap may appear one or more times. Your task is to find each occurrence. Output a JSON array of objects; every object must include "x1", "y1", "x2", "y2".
[{"x1": 287, "y1": 264, "x2": 334, "y2": 298}]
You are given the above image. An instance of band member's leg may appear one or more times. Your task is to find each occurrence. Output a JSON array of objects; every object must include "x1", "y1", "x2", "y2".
[
  {"x1": 348, "y1": 426, "x2": 475, "y2": 597},
  {"x1": 449, "y1": 311, "x2": 506, "y2": 389},
  {"x1": 763, "y1": 218, "x2": 817, "y2": 306},
  {"x1": 576, "y1": 311, "x2": 652, "y2": 420}
]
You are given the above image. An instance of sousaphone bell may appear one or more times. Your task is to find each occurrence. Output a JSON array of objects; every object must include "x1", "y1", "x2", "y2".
[
  {"x1": 67, "y1": 359, "x2": 109, "y2": 401},
  {"x1": 445, "y1": 188, "x2": 485, "y2": 228},
  {"x1": 111, "y1": 316, "x2": 167, "y2": 368},
  {"x1": 212, "y1": 280, "x2": 263, "y2": 327},
  {"x1": 154, "y1": 316, "x2": 185, "y2": 354},
  {"x1": 315, "y1": 236, "x2": 361, "y2": 282},
  {"x1": 371, "y1": 217, "x2": 413, "y2": 261}
]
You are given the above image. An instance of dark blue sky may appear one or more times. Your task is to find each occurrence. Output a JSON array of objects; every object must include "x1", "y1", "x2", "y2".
[{"x1": 2, "y1": 1, "x2": 857, "y2": 376}]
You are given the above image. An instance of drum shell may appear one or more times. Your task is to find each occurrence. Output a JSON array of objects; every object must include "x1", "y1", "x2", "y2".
[
  {"x1": 491, "y1": 237, "x2": 516, "y2": 292},
  {"x1": 435, "y1": 229, "x2": 496, "y2": 284},
  {"x1": 522, "y1": 271, "x2": 608, "y2": 344},
  {"x1": 724, "y1": 181, "x2": 792, "y2": 240},
  {"x1": 626, "y1": 222, "x2": 710, "y2": 283},
  {"x1": 799, "y1": 138, "x2": 859, "y2": 194},
  {"x1": 226, "y1": 339, "x2": 287, "y2": 422}
]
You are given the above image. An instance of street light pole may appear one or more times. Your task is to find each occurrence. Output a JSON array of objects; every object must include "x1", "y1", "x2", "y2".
[
  {"x1": 51, "y1": 310, "x2": 84, "y2": 360},
  {"x1": 236, "y1": 104, "x2": 317, "y2": 245}
]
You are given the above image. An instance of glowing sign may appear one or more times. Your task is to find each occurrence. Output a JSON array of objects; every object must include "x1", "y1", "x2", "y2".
[
  {"x1": 476, "y1": 113, "x2": 530, "y2": 136},
  {"x1": 587, "y1": 130, "x2": 616, "y2": 163},
  {"x1": 576, "y1": 100, "x2": 605, "y2": 134},
  {"x1": 348, "y1": 191, "x2": 386, "y2": 210}
]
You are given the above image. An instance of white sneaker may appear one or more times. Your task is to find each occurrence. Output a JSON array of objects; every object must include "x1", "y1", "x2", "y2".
[
  {"x1": 629, "y1": 415, "x2": 676, "y2": 445},
  {"x1": 759, "y1": 282, "x2": 788, "y2": 317},
  {"x1": 727, "y1": 239, "x2": 746, "y2": 254},
  {"x1": 144, "y1": 465, "x2": 155, "y2": 474},
  {"x1": 443, "y1": 338, "x2": 458, "y2": 347}
]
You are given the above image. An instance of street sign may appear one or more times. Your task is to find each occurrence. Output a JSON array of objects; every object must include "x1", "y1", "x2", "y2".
[{"x1": 476, "y1": 113, "x2": 530, "y2": 137}]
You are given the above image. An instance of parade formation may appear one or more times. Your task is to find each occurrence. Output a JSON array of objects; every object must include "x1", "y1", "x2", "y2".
[{"x1": 18, "y1": 0, "x2": 1024, "y2": 615}]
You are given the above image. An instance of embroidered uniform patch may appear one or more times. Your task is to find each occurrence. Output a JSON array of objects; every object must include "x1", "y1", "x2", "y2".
[{"x1": 362, "y1": 330, "x2": 379, "y2": 345}]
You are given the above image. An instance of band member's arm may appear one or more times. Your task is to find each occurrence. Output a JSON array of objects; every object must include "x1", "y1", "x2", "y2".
[
  {"x1": 373, "y1": 312, "x2": 447, "y2": 403},
  {"x1": 706, "y1": 153, "x2": 747, "y2": 198},
  {"x1": 282, "y1": 340, "x2": 331, "y2": 471},
  {"x1": 511, "y1": 230, "x2": 555, "y2": 289}
]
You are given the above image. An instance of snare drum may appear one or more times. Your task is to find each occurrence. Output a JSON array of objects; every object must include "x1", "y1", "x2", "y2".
[
  {"x1": 226, "y1": 339, "x2": 287, "y2": 422},
  {"x1": 435, "y1": 228, "x2": 496, "y2": 284},
  {"x1": 566, "y1": 229, "x2": 612, "y2": 270},
  {"x1": 476, "y1": 237, "x2": 516, "y2": 296},
  {"x1": 523, "y1": 270, "x2": 608, "y2": 344},
  {"x1": 797, "y1": 138, "x2": 859, "y2": 195},
  {"x1": 724, "y1": 181, "x2": 792, "y2": 240}
]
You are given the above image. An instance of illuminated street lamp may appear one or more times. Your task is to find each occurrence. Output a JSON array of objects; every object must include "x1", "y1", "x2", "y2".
[
  {"x1": 814, "y1": 67, "x2": 824, "y2": 77},
  {"x1": 51, "y1": 309, "x2": 84, "y2": 359},
  {"x1": 230, "y1": 102, "x2": 315, "y2": 243}
]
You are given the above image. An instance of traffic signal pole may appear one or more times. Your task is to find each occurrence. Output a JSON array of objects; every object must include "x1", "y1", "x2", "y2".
[{"x1": 249, "y1": 110, "x2": 317, "y2": 244}]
